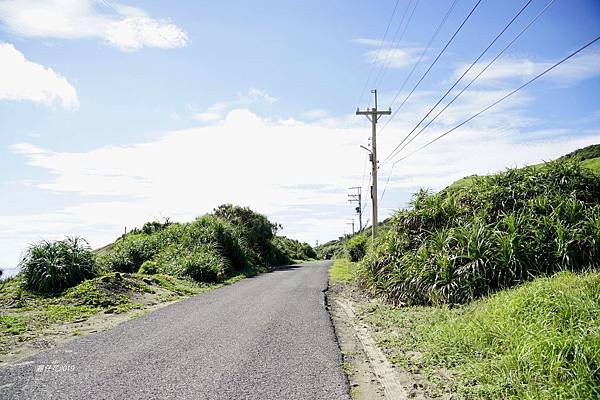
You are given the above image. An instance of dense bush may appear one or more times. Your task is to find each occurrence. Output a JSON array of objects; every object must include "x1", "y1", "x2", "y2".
[
  {"x1": 273, "y1": 236, "x2": 316, "y2": 261},
  {"x1": 213, "y1": 204, "x2": 280, "y2": 267},
  {"x1": 360, "y1": 160, "x2": 600, "y2": 306},
  {"x1": 346, "y1": 234, "x2": 367, "y2": 262},
  {"x1": 99, "y1": 205, "x2": 313, "y2": 283},
  {"x1": 100, "y1": 215, "x2": 243, "y2": 278},
  {"x1": 316, "y1": 237, "x2": 349, "y2": 259},
  {"x1": 20, "y1": 237, "x2": 98, "y2": 294}
]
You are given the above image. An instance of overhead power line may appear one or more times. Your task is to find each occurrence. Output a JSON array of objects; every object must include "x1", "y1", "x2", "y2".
[
  {"x1": 382, "y1": 0, "x2": 459, "y2": 127},
  {"x1": 382, "y1": 0, "x2": 534, "y2": 165},
  {"x1": 355, "y1": 0, "x2": 401, "y2": 108},
  {"x1": 380, "y1": 0, "x2": 484, "y2": 132},
  {"x1": 380, "y1": 0, "x2": 557, "y2": 202},
  {"x1": 387, "y1": 0, "x2": 557, "y2": 164},
  {"x1": 371, "y1": 0, "x2": 421, "y2": 91},
  {"x1": 394, "y1": 34, "x2": 600, "y2": 165}
]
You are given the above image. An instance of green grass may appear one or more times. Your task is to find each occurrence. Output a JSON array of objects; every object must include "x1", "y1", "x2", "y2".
[
  {"x1": 582, "y1": 157, "x2": 600, "y2": 172},
  {"x1": 329, "y1": 259, "x2": 357, "y2": 283},
  {"x1": 361, "y1": 271, "x2": 600, "y2": 399},
  {"x1": 0, "y1": 272, "x2": 216, "y2": 356},
  {"x1": 0, "y1": 315, "x2": 29, "y2": 335}
]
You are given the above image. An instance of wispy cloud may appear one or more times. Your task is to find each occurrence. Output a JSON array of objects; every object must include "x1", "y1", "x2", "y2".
[
  {"x1": 366, "y1": 47, "x2": 422, "y2": 69},
  {"x1": 0, "y1": 0, "x2": 188, "y2": 51},
  {"x1": 192, "y1": 88, "x2": 278, "y2": 122},
  {"x1": 453, "y1": 50, "x2": 600, "y2": 87},
  {"x1": 301, "y1": 109, "x2": 330, "y2": 121},
  {"x1": 0, "y1": 42, "x2": 78, "y2": 110},
  {"x1": 353, "y1": 37, "x2": 424, "y2": 69}
]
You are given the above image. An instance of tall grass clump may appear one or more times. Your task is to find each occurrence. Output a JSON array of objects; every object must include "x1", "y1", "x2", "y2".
[
  {"x1": 20, "y1": 237, "x2": 98, "y2": 294},
  {"x1": 360, "y1": 160, "x2": 600, "y2": 306}
]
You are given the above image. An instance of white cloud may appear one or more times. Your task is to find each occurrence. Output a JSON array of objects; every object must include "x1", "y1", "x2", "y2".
[
  {"x1": 454, "y1": 50, "x2": 600, "y2": 87},
  {"x1": 301, "y1": 109, "x2": 330, "y2": 120},
  {"x1": 0, "y1": 42, "x2": 78, "y2": 109},
  {"x1": 192, "y1": 88, "x2": 278, "y2": 122},
  {"x1": 0, "y1": 0, "x2": 187, "y2": 51},
  {"x1": 366, "y1": 47, "x2": 422, "y2": 69},
  {"x1": 3, "y1": 85, "x2": 599, "y2": 272},
  {"x1": 2, "y1": 108, "x2": 365, "y2": 270},
  {"x1": 353, "y1": 37, "x2": 424, "y2": 69}
]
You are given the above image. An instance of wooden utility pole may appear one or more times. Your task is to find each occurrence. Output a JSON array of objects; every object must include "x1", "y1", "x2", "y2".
[
  {"x1": 348, "y1": 186, "x2": 362, "y2": 231},
  {"x1": 356, "y1": 89, "x2": 391, "y2": 239}
]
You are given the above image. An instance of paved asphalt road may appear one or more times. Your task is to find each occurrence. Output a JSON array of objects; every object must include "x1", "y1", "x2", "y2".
[{"x1": 0, "y1": 261, "x2": 349, "y2": 400}]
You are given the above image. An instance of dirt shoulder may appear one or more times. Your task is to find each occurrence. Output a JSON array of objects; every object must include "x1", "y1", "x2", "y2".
[
  {"x1": 328, "y1": 281, "x2": 440, "y2": 400},
  {"x1": 326, "y1": 257, "x2": 458, "y2": 400}
]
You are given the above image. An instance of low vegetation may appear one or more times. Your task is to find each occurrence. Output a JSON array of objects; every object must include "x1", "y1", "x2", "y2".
[
  {"x1": 0, "y1": 271, "x2": 224, "y2": 357},
  {"x1": 272, "y1": 235, "x2": 317, "y2": 261},
  {"x1": 99, "y1": 205, "x2": 310, "y2": 282},
  {"x1": 359, "y1": 160, "x2": 600, "y2": 306},
  {"x1": 329, "y1": 259, "x2": 357, "y2": 284},
  {"x1": 317, "y1": 228, "x2": 380, "y2": 261},
  {"x1": 1, "y1": 204, "x2": 315, "y2": 357},
  {"x1": 327, "y1": 145, "x2": 600, "y2": 399},
  {"x1": 362, "y1": 271, "x2": 600, "y2": 399},
  {"x1": 346, "y1": 234, "x2": 368, "y2": 262}
]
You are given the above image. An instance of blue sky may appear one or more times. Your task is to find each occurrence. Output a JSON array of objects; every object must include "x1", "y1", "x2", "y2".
[{"x1": 1, "y1": 0, "x2": 599, "y2": 274}]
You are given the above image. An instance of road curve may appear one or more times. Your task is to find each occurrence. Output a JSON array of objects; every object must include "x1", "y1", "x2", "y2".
[{"x1": 0, "y1": 261, "x2": 349, "y2": 400}]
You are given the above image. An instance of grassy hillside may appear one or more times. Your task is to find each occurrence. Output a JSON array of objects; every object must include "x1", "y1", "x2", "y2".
[
  {"x1": 328, "y1": 145, "x2": 600, "y2": 399},
  {"x1": 362, "y1": 270, "x2": 600, "y2": 399},
  {"x1": 318, "y1": 145, "x2": 600, "y2": 264},
  {"x1": 361, "y1": 159, "x2": 599, "y2": 306}
]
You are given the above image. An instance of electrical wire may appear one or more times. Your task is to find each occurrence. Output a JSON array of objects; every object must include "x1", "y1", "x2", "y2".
[
  {"x1": 381, "y1": 0, "x2": 460, "y2": 135},
  {"x1": 382, "y1": 0, "x2": 534, "y2": 165},
  {"x1": 387, "y1": 0, "x2": 557, "y2": 163},
  {"x1": 371, "y1": 0, "x2": 421, "y2": 91},
  {"x1": 380, "y1": 0, "x2": 484, "y2": 132},
  {"x1": 394, "y1": 35, "x2": 600, "y2": 165},
  {"x1": 355, "y1": 0, "x2": 402, "y2": 108}
]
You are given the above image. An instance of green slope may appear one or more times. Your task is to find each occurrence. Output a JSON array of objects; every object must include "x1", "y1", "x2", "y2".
[{"x1": 363, "y1": 270, "x2": 600, "y2": 399}]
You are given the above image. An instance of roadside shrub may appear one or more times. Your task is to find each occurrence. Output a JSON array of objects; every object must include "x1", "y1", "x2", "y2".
[
  {"x1": 20, "y1": 237, "x2": 98, "y2": 294},
  {"x1": 346, "y1": 235, "x2": 367, "y2": 262},
  {"x1": 99, "y1": 233, "x2": 162, "y2": 273},
  {"x1": 272, "y1": 236, "x2": 316, "y2": 261},
  {"x1": 360, "y1": 160, "x2": 600, "y2": 306},
  {"x1": 176, "y1": 244, "x2": 230, "y2": 282},
  {"x1": 98, "y1": 205, "x2": 306, "y2": 283},
  {"x1": 213, "y1": 204, "x2": 279, "y2": 267},
  {"x1": 139, "y1": 260, "x2": 159, "y2": 274}
]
